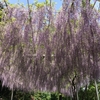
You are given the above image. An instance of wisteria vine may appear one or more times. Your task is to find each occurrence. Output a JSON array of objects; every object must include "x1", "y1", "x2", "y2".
[{"x1": 0, "y1": 0, "x2": 100, "y2": 97}]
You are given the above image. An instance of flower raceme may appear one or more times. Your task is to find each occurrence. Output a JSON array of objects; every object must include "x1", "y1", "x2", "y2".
[{"x1": 0, "y1": 0, "x2": 100, "y2": 96}]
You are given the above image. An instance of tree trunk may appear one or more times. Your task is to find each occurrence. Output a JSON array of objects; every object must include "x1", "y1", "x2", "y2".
[{"x1": 59, "y1": 94, "x2": 62, "y2": 100}]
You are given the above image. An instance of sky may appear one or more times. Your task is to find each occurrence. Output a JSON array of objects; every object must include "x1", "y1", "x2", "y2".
[
  {"x1": 1, "y1": 0, "x2": 100, "y2": 10},
  {"x1": 8, "y1": 0, "x2": 62, "y2": 10}
]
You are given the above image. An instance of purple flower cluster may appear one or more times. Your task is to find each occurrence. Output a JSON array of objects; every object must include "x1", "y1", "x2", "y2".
[{"x1": 0, "y1": 0, "x2": 100, "y2": 96}]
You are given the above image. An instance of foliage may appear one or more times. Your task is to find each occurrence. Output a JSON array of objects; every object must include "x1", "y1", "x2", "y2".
[
  {"x1": 0, "y1": 81, "x2": 100, "y2": 100},
  {"x1": 78, "y1": 81, "x2": 100, "y2": 100},
  {"x1": 0, "y1": 0, "x2": 100, "y2": 99}
]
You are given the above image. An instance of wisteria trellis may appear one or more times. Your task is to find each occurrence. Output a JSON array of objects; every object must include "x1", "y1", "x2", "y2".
[{"x1": 0, "y1": 0, "x2": 100, "y2": 96}]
